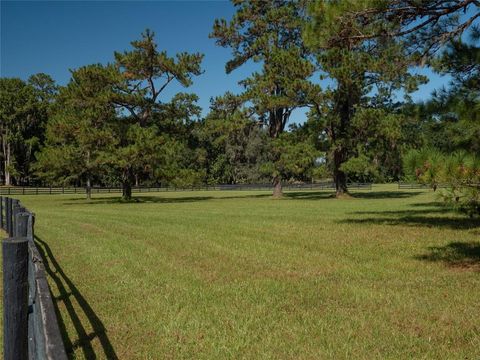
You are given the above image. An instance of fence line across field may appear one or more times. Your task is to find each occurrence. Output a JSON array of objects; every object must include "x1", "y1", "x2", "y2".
[
  {"x1": 0, "y1": 182, "x2": 373, "y2": 195},
  {"x1": 1, "y1": 196, "x2": 67, "y2": 360},
  {"x1": 397, "y1": 182, "x2": 447, "y2": 189}
]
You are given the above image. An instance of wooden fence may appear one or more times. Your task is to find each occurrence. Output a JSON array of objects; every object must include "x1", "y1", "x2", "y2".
[
  {"x1": 397, "y1": 182, "x2": 448, "y2": 189},
  {"x1": 0, "y1": 182, "x2": 372, "y2": 196},
  {"x1": 1, "y1": 196, "x2": 67, "y2": 360}
]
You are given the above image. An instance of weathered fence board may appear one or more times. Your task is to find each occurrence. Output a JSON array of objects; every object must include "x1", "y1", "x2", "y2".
[{"x1": 28, "y1": 241, "x2": 67, "y2": 360}]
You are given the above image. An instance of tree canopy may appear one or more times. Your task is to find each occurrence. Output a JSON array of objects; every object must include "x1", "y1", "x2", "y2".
[{"x1": 1, "y1": 1, "x2": 479, "y2": 214}]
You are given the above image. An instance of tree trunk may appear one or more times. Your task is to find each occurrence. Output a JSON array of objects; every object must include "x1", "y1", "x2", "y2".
[
  {"x1": 333, "y1": 147, "x2": 348, "y2": 197},
  {"x1": 122, "y1": 168, "x2": 133, "y2": 200},
  {"x1": 86, "y1": 177, "x2": 92, "y2": 200},
  {"x1": 3, "y1": 134, "x2": 11, "y2": 186},
  {"x1": 332, "y1": 81, "x2": 357, "y2": 198},
  {"x1": 272, "y1": 176, "x2": 283, "y2": 198},
  {"x1": 86, "y1": 150, "x2": 92, "y2": 200},
  {"x1": 1, "y1": 131, "x2": 5, "y2": 185},
  {"x1": 122, "y1": 181, "x2": 132, "y2": 200}
]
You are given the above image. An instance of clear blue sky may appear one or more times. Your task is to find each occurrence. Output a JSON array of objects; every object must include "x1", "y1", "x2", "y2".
[{"x1": 1, "y1": 0, "x2": 450, "y2": 123}]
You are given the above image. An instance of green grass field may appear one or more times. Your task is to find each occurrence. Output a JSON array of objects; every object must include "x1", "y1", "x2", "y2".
[{"x1": 1, "y1": 184, "x2": 479, "y2": 359}]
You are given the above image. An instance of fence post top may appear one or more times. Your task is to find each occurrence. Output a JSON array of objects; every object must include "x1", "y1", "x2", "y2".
[
  {"x1": 3, "y1": 237, "x2": 29, "y2": 244},
  {"x1": 16, "y1": 211, "x2": 30, "y2": 216}
]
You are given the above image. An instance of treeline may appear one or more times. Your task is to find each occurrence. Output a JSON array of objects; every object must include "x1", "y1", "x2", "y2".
[{"x1": 0, "y1": 1, "x2": 478, "y2": 210}]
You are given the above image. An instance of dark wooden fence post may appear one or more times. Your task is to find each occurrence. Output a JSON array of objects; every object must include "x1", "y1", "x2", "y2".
[
  {"x1": 5, "y1": 198, "x2": 9, "y2": 234},
  {"x1": 3, "y1": 236, "x2": 29, "y2": 360},
  {"x1": 11, "y1": 200, "x2": 19, "y2": 237},
  {"x1": 27, "y1": 213, "x2": 35, "y2": 242},
  {"x1": 0, "y1": 196, "x2": 3, "y2": 229},
  {"x1": 10, "y1": 200, "x2": 15, "y2": 237},
  {"x1": 15, "y1": 212, "x2": 29, "y2": 238},
  {"x1": 6, "y1": 198, "x2": 11, "y2": 236}
]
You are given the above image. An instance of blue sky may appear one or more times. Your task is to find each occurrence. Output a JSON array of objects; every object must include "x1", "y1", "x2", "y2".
[{"x1": 1, "y1": 1, "x2": 451, "y2": 123}]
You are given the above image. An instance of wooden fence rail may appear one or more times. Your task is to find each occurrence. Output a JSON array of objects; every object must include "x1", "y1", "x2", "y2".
[
  {"x1": 0, "y1": 182, "x2": 372, "y2": 196},
  {"x1": 397, "y1": 182, "x2": 448, "y2": 189},
  {"x1": 1, "y1": 196, "x2": 67, "y2": 360}
]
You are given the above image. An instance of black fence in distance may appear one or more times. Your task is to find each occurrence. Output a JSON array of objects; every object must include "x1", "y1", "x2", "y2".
[
  {"x1": 1, "y1": 196, "x2": 67, "y2": 360},
  {"x1": 0, "y1": 182, "x2": 373, "y2": 196},
  {"x1": 397, "y1": 182, "x2": 448, "y2": 189}
]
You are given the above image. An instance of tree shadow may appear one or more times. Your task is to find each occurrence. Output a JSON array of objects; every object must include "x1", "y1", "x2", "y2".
[
  {"x1": 339, "y1": 215, "x2": 479, "y2": 230},
  {"x1": 61, "y1": 193, "x2": 271, "y2": 205},
  {"x1": 35, "y1": 236, "x2": 118, "y2": 359},
  {"x1": 62, "y1": 195, "x2": 214, "y2": 205},
  {"x1": 349, "y1": 208, "x2": 452, "y2": 216},
  {"x1": 415, "y1": 241, "x2": 480, "y2": 271},
  {"x1": 341, "y1": 199, "x2": 479, "y2": 230},
  {"x1": 284, "y1": 191, "x2": 333, "y2": 200},
  {"x1": 410, "y1": 201, "x2": 445, "y2": 208},
  {"x1": 59, "y1": 190, "x2": 425, "y2": 205},
  {"x1": 283, "y1": 190, "x2": 422, "y2": 201},
  {"x1": 350, "y1": 191, "x2": 422, "y2": 199}
]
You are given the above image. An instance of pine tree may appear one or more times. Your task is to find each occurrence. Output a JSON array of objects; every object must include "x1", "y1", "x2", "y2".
[
  {"x1": 35, "y1": 65, "x2": 117, "y2": 199},
  {"x1": 111, "y1": 29, "x2": 203, "y2": 199},
  {"x1": 304, "y1": 0, "x2": 425, "y2": 196},
  {"x1": 211, "y1": 0, "x2": 319, "y2": 197}
]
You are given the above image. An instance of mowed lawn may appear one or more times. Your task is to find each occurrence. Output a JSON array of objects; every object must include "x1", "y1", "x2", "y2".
[{"x1": 1, "y1": 184, "x2": 480, "y2": 359}]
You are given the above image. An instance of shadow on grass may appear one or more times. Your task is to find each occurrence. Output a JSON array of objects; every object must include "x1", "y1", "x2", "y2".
[
  {"x1": 350, "y1": 191, "x2": 422, "y2": 199},
  {"x1": 410, "y1": 201, "x2": 445, "y2": 208},
  {"x1": 285, "y1": 191, "x2": 422, "y2": 200},
  {"x1": 35, "y1": 236, "x2": 118, "y2": 359},
  {"x1": 339, "y1": 215, "x2": 478, "y2": 230},
  {"x1": 349, "y1": 208, "x2": 452, "y2": 216},
  {"x1": 342, "y1": 199, "x2": 479, "y2": 230},
  {"x1": 416, "y1": 241, "x2": 480, "y2": 271},
  {"x1": 284, "y1": 191, "x2": 333, "y2": 200},
  {"x1": 61, "y1": 193, "x2": 272, "y2": 205},
  {"x1": 60, "y1": 189, "x2": 424, "y2": 205}
]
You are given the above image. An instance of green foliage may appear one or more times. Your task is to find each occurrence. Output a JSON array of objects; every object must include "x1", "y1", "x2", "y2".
[
  {"x1": 113, "y1": 29, "x2": 203, "y2": 126},
  {"x1": 340, "y1": 154, "x2": 379, "y2": 183},
  {"x1": 441, "y1": 153, "x2": 480, "y2": 216},
  {"x1": 349, "y1": 107, "x2": 412, "y2": 181},
  {"x1": 35, "y1": 65, "x2": 117, "y2": 190},
  {"x1": 403, "y1": 147, "x2": 444, "y2": 189},
  {"x1": 211, "y1": 1, "x2": 319, "y2": 138},
  {"x1": 0, "y1": 75, "x2": 56, "y2": 185},
  {"x1": 400, "y1": 36, "x2": 479, "y2": 216},
  {"x1": 320, "y1": 1, "x2": 480, "y2": 62},
  {"x1": 211, "y1": 0, "x2": 320, "y2": 194},
  {"x1": 310, "y1": 163, "x2": 331, "y2": 181},
  {"x1": 263, "y1": 133, "x2": 319, "y2": 182},
  {"x1": 422, "y1": 40, "x2": 480, "y2": 154},
  {"x1": 111, "y1": 30, "x2": 203, "y2": 198},
  {"x1": 304, "y1": 0, "x2": 426, "y2": 194},
  {"x1": 3, "y1": 3, "x2": 479, "y2": 205},
  {"x1": 198, "y1": 95, "x2": 270, "y2": 184},
  {"x1": 404, "y1": 148, "x2": 480, "y2": 216},
  {"x1": 34, "y1": 30, "x2": 205, "y2": 198}
]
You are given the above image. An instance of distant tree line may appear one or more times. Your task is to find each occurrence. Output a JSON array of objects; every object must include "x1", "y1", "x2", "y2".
[{"x1": 0, "y1": 0, "x2": 478, "y2": 213}]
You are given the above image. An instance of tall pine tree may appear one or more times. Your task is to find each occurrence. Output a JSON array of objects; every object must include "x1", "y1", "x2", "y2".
[{"x1": 211, "y1": 0, "x2": 319, "y2": 197}]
